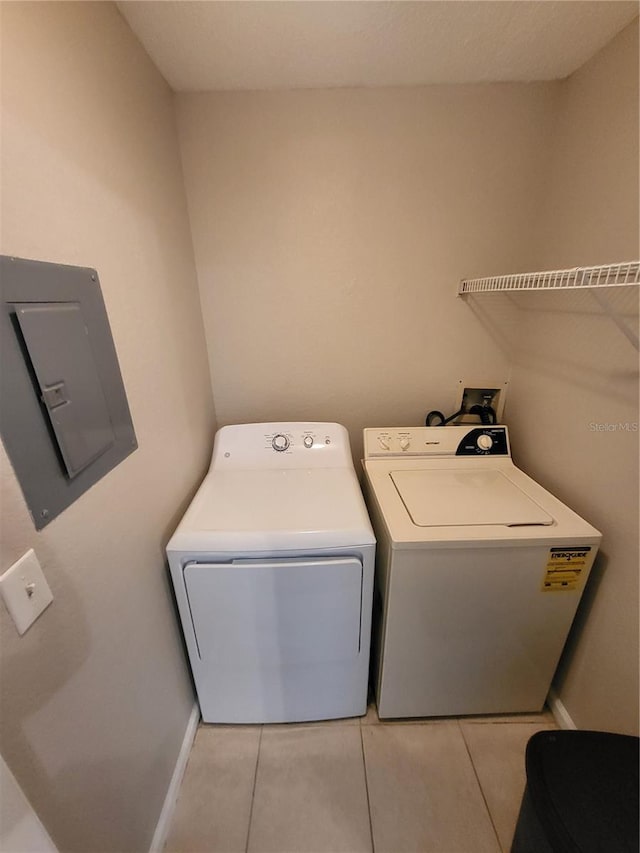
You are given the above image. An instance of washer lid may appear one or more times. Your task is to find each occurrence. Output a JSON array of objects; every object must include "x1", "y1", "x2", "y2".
[{"x1": 391, "y1": 468, "x2": 553, "y2": 527}]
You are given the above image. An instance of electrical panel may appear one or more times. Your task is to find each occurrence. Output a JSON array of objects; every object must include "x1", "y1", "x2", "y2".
[{"x1": 0, "y1": 255, "x2": 137, "y2": 529}]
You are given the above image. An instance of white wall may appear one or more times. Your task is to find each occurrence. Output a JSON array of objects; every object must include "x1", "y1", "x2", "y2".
[
  {"x1": 176, "y1": 83, "x2": 557, "y2": 460},
  {"x1": 0, "y1": 4, "x2": 215, "y2": 851},
  {"x1": 505, "y1": 20, "x2": 639, "y2": 735}
]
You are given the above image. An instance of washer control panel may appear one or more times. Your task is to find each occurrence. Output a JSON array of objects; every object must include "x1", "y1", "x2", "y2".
[
  {"x1": 364, "y1": 426, "x2": 510, "y2": 458},
  {"x1": 455, "y1": 427, "x2": 509, "y2": 456}
]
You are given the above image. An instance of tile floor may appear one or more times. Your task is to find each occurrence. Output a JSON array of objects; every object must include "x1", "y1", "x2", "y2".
[{"x1": 165, "y1": 704, "x2": 556, "y2": 853}]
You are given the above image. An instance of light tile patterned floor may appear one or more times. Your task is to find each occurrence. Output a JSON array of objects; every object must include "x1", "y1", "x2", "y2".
[{"x1": 165, "y1": 705, "x2": 555, "y2": 853}]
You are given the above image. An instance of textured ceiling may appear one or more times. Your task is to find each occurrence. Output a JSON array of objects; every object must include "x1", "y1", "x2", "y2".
[{"x1": 117, "y1": 1, "x2": 639, "y2": 92}]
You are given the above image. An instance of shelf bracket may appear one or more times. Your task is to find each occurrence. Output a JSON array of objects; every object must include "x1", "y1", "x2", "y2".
[{"x1": 588, "y1": 287, "x2": 639, "y2": 352}]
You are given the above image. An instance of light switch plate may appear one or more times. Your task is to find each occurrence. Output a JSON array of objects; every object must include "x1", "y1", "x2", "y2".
[{"x1": 0, "y1": 549, "x2": 53, "y2": 635}]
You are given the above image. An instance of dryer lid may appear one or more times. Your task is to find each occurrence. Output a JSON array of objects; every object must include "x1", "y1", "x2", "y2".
[
  {"x1": 168, "y1": 467, "x2": 375, "y2": 552},
  {"x1": 390, "y1": 469, "x2": 553, "y2": 527}
]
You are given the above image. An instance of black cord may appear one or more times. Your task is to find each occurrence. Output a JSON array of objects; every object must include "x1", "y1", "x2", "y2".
[
  {"x1": 426, "y1": 410, "x2": 445, "y2": 426},
  {"x1": 426, "y1": 407, "x2": 466, "y2": 427},
  {"x1": 441, "y1": 407, "x2": 466, "y2": 425}
]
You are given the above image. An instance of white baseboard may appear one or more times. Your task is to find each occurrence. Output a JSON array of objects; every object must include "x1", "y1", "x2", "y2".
[
  {"x1": 547, "y1": 687, "x2": 577, "y2": 730},
  {"x1": 1, "y1": 755, "x2": 58, "y2": 852},
  {"x1": 149, "y1": 702, "x2": 200, "y2": 853}
]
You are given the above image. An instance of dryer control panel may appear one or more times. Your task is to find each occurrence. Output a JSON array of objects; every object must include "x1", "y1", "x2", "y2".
[
  {"x1": 210, "y1": 422, "x2": 355, "y2": 470},
  {"x1": 363, "y1": 426, "x2": 510, "y2": 458}
]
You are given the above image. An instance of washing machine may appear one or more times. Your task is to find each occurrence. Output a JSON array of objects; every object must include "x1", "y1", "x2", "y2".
[
  {"x1": 362, "y1": 425, "x2": 601, "y2": 719},
  {"x1": 167, "y1": 422, "x2": 375, "y2": 724}
]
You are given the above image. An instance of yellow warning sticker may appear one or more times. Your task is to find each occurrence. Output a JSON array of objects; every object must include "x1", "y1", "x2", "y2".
[{"x1": 542, "y1": 547, "x2": 592, "y2": 592}]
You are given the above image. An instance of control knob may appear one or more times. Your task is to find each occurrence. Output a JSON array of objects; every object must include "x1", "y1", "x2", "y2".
[
  {"x1": 272, "y1": 434, "x2": 290, "y2": 452},
  {"x1": 303, "y1": 435, "x2": 314, "y2": 448},
  {"x1": 399, "y1": 437, "x2": 411, "y2": 451},
  {"x1": 477, "y1": 434, "x2": 493, "y2": 451}
]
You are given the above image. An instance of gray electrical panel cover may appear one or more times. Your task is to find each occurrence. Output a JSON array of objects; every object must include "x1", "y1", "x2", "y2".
[{"x1": 1, "y1": 255, "x2": 137, "y2": 529}]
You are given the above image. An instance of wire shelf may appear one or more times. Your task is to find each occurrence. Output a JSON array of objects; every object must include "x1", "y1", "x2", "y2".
[{"x1": 459, "y1": 261, "x2": 640, "y2": 296}]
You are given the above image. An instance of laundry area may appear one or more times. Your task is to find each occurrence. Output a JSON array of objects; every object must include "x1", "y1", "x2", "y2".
[{"x1": 0, "y1": 3, "x2": 638, "y2": 853}]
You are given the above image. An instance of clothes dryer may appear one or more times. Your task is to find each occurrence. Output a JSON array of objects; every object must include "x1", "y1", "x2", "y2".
[
  {"x1": 362, "y1": 425, "x2": 600, "y2": 719},
  {"x1": 167, "y1": 422, "x2": 375, "y2": 724}
]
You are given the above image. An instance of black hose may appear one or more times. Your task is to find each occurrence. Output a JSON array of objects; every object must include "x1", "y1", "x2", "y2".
[
  {"x1": 469, "y1": 404, "x2": 496, "y2": 425},
  {"x1": 427, "y1": 404, "x2": 497, "y2": 428}
]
